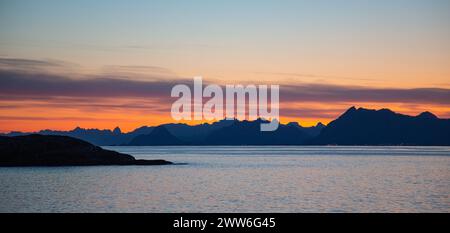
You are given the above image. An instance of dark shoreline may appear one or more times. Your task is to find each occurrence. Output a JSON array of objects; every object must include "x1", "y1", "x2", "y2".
[
  {"x1": 105, "y1": 144, "x2": 450, "y2": 147},
  {"x1": 0, "y1": 135, "x2": 173, "y2": 167}
]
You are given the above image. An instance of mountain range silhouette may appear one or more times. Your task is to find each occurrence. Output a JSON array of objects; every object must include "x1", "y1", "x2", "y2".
[
  {"x1": 3, "y1": 107, "x2": 449, "y2": 146},
  {"x1": 313, "y1": 107, "x2": 450, "y2": 145}
]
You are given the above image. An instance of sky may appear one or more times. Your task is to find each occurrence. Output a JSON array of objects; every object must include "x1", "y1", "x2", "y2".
[{"x1": 0, "y1": 0, "x2": 450, "y2": 132}]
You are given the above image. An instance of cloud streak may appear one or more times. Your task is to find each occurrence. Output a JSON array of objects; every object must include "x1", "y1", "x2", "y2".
[
  {"x1": 0, "y1": 69, "x2": 183, "y2": 101},
  {"x1": 1, "y1": 69, "x2": 449, "y2": 105},
  {"x1": 0, "y1": 58, "x2": 63, "y2": 67},
  {"x1": 281, "y1": 84, "x2": 450, "y2": 105}
]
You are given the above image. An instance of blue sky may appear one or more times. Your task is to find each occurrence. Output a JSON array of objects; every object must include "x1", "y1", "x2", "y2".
[{"x1": 1, "y1": 0, "x2": 449, "y2": 79}]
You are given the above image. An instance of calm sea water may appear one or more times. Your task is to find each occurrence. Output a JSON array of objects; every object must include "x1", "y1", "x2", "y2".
[{"x1": 0, "y1": 146, "x2": 449, "y2": 213}]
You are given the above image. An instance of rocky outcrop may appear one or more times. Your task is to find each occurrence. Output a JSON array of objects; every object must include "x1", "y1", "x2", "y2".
[{"x1": 0, "y1": 134, "x2": 172, "y2": 166}]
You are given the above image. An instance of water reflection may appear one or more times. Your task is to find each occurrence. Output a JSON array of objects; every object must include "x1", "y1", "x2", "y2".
[{"x1": 0, "y1": 146, "x2": 449, "y2": 212}]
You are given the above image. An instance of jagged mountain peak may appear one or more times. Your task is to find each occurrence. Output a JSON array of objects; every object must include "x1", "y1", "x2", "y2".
[
  {"x1": 112, "y1": 127, "x2": 122, "y2": 134},
  {"x1": 315, "y1": 122, "x2": 325, "y2": 128}
]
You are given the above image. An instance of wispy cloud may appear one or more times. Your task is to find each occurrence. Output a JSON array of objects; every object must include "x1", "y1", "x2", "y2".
[
  {"x1": 0, "y1": 116, "x2": 132, "y2": 122},
  {"x1": 0, "y1": 69, "x2": 185, "y2": 101},
  {"x1": 0, "y1": 58, "x2": 63, "y2": 68},
  {"x1": 1, "y1": 68, "x2": 449, "y2": 105},
  {"x1": 254, "y1": 71, "x2": 377, "y2": 82},
  {"x1": 281, "y1": 84, "x2": 450, "y2": 105},
  {"x1": 0, "y1": 57, "x2": 80, "y2": 74}
]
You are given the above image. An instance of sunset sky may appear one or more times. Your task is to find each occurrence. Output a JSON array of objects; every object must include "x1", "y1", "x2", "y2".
[{"x1": 1, "y1": 0, "x2": 450, "y2": 133}]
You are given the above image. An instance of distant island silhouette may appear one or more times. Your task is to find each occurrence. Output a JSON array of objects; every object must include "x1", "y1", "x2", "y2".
[
  {"x1": 0, "y1": 134, "x2": 173, "y2": 166},
  {"x1": 2, "y1": 107, "x2": 450, "y2": 146}
]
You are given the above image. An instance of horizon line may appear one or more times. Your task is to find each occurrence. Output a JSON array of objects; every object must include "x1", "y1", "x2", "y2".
[{"x1": 2, "y1": 106, "x2": 447, "y2": 134}]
